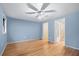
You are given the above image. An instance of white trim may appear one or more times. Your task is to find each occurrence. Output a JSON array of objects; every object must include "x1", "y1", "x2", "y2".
[
  {"x1": 8, "y1": 39, "x2": 40, "y2": 44},
  {"x1": 0, "y1": 42, "x2": 7, "y2": 56},
  {"x1": 65, "y1": 45, "x2": 79, "y2": 50}
]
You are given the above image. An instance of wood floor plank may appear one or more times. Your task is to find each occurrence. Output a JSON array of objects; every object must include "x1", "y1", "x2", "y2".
[{"x1": 3, "y1": 39, "x2": 79, "y2": 56}]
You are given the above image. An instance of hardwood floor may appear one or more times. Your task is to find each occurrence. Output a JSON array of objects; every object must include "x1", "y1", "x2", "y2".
[{"x1": 3, "y1": 39, "x2": 79, "y2": 56}]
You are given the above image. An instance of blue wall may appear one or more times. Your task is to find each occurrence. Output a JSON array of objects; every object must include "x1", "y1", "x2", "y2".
[
  {"x1": 7, "y1": 17, "x2": 42, "y2": 43},
  {"x1": 48, "y1": 11, "x2": 79, "y2": 50},
  {"x1": 48, "y1": 20, "x2": 55, "y2": 42},
  {"x1": 65, "y1": 12, "x2": 79, "y2": 49},
  {"x1": 0, "y1": 7, "x2": 7, "y2": 55}
]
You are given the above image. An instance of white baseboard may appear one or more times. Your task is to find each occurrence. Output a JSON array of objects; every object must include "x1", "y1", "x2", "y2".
[
  {"x1": 0, "y1": 42, "x2": 7, "y2": 56},
  {"x1": 8, "y1": 39, "x2": 40, "y2": 44},
  {"x1": 65, "y1": 45, "x2": 79, "y2": 50}
]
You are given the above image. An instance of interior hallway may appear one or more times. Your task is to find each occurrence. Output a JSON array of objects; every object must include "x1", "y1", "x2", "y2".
[{"x1": 3, "y1": 39, "x2": 79, "y2": 56}]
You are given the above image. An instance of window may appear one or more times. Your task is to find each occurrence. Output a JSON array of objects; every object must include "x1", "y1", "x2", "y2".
[{"x1": 3, "y1": 16, "x2": 7, "y2": 33}]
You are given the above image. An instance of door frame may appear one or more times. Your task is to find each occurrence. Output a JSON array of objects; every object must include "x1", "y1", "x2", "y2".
[{"x1": 54, "y1": 18, "x2": 65, "y2": 43}]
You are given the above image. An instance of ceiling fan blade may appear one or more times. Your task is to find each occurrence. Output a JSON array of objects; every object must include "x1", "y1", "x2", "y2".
[
  {"x1": 27, "y1": 3, "x2": 38, "y2": 11},
  {"x1": 26, "y1": 12, "x2": 36, "y2": 14},
  {"x1": 41, "y1": 3, "x2": 50, "y2": 10},
  {"x1": 44, "y1": 10, "x2": 56, "y2": 13}
]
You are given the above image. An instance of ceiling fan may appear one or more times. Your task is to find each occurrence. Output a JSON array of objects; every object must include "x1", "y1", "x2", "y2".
[{"x1": 26, "y1": 3, "x2": 56, "y2": 18}]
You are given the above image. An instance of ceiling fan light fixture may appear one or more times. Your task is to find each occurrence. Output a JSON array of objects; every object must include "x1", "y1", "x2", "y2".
[{"x1": 26, "y1": 3, "x2": 56, "y2": 19}]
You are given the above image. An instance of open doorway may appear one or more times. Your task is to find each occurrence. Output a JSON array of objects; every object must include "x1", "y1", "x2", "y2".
[
  {"x1": 42, "y1": 22, "x2": 48, "y2": 42},
  {"x1": 54, "y1": 18, "x2": 65, "y2": 44}
]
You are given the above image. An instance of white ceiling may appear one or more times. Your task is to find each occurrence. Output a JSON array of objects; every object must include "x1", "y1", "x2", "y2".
[{"x1": 1, "y1": 3, "x2": 79, "y2": 22}]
